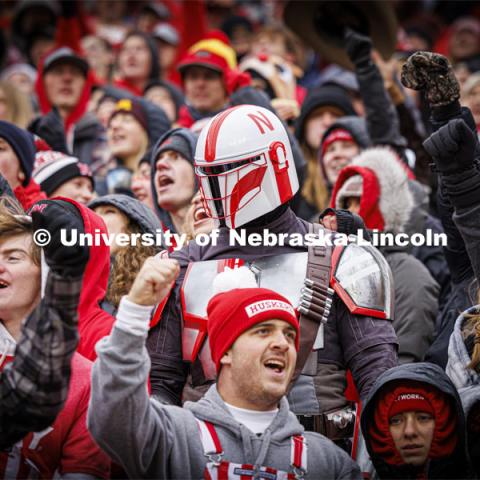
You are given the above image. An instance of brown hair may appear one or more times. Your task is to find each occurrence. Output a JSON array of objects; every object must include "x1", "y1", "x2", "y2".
[
  {"x1": 0, "y1": 196, "x2": 40, "y2": 265},
  {"x1": 0, "y1": 81, "x2": 34, "y2": 129},
  {"x1": 254, "y1": 24, "x2": 306, "y2": 69},
  {"x1": 105, "y1": 221, "x2": 157, "y2": 308}
]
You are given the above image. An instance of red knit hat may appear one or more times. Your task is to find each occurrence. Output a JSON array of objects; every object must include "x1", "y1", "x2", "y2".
[
  {"x1": 321, "y1": 128, "x2": 355, "y2": 157},
  {"x1": 388, "y1": 389, "x2": 434, "y2": 418},
  {"x1": 207, "y1": 287, "x2": 300, "y2": 371},
  {"x1": 368, "y1": 381, "x2": 457, "y2": 466}
]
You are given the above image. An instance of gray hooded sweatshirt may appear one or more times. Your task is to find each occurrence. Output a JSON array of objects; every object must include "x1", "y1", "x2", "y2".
[{"x1": 88, "y1": 323, "x2": 361, "y2": 479}]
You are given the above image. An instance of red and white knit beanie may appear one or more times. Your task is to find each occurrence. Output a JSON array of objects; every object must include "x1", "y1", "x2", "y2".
[{"x1": 207, "y1": 267, "x2": 300, "y2": 371}]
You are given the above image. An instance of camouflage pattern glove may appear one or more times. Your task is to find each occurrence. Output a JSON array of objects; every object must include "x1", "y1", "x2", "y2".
[{"x1": 401, "y1": 51, "x2": 460, "y2": 107}]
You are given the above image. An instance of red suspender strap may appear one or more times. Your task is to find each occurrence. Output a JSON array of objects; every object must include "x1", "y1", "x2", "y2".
[
  {"x1": 290, "y1": 435, "x2": 308, "y2": 475},
  {"x1": 205, "y1": 422, "x2": 223, "y2": 454},
  {"x1": 218, "y1": 462, "x2": 229, "y2": 480},
  {"x1": 196, "y1": 419, "x2": 223, "y2": 456}
]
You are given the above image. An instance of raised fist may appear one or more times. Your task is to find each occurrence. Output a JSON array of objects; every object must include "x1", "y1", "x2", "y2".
[
  {"x1": 30, "y1": 200, "x2": 89, "y2": 278},
  {"x1": 344, "y1": 27, "x2": 372, "y2": 69},
  {"x1": 127, "y1": 257, "x2": 179, "y2": 306},
  {"x1": 423, "y1": 118, "x2": 477, "y2": 174},
  {"x1": 400, "y1": 51, "x2": 460, "y2": 107}
]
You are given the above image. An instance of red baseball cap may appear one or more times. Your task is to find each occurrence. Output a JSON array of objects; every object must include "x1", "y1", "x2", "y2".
[{"x1": 178, "y1": 49, "x2": 229, "y2": 76}]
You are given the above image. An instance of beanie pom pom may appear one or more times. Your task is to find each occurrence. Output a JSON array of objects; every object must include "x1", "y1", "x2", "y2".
[{"x1": 212, "y1": 266, "x2": 257, "y2": 294}]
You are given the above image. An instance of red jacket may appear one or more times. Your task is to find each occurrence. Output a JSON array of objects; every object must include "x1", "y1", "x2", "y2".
[
  {"x1": 0, "y1": 350, "x2": 110, "y2": 478},
  {"x1": 60, "y1": 199, "x2": 115, "y2": 361}
]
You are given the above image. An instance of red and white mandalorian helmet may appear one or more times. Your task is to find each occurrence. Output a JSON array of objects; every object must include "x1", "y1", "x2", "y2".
[{"x1": 195, "y1": 105, "x2": 299, "y2": 228}]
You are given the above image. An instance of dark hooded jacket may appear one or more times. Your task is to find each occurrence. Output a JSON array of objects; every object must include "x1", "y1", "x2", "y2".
[
  {"x1": 361, "y1": 362, "x2": 471, "y2": 479},
  {"x1": 406, "y1": 179, "x2": 451, "y2": 311},
  {"x1": 150, "y1": 128, "x2": 197, "y2": 234},
  {"x1": 458, "y1": 385, "x2": 480, "y2": 477},
  {"x1": 425, "y1": 188, "x2": 474, "y2": 369},
  {"x1": 425, "y1": 105, "x2": 479, "y2": 368}
]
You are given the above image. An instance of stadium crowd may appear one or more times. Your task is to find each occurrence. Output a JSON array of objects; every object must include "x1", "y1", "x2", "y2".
[{"x1": 1, "y1": 0, "x2": 480, "y2": 478}]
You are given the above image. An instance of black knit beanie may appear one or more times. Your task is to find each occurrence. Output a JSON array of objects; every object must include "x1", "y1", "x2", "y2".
[
  {"x1": 33, "y1": 151, "x2": 94, "y2": 196},
  {"x1": 154, "y1": 134, "x2": 192, "y2": 163},
  {"x1": 0, "y1": 120, "x2": 36, "y2": 186},
  {"x1": 295, "y1": 85, "x2": 356, "y2": 142}
]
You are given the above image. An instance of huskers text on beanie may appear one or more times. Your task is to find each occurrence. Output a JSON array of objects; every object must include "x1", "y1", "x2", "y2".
[
  {"x1": 0, "y1": 121, "x2": 36, "y2": 186},
  {"x1": 207, "y1": 287, "x2": 300, "y2": 371}
]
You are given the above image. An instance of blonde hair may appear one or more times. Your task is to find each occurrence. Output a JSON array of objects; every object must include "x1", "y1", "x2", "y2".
[
  {"x1": 0, "y1": 81, "x2": 34, "y2": 128},
  {"x1": 0, "y1": 196, "x2": 40, "y2": 265},
  {"x1": 300, "y1": 144, "x2": 330, "y2": 212}
]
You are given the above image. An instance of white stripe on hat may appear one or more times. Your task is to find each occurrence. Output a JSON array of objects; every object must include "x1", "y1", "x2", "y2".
[{"x1": 33, "y1": 156, "x2": 79, "y2": 184}]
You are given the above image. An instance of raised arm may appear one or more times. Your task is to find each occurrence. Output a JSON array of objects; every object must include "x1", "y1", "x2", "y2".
[
  {"x1": 88, "y1": 258, "x2": 180, "y2": 478},
  {"x1": 345, "y1": 28, "x2": 406, "y2": 149},
  {"x1": 1, "y1": 199, "x2": 88, "y2": 449}
]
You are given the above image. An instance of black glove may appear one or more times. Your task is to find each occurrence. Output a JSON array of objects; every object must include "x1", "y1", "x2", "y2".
[
  {"x1": 400, "y1": 51, "x2": 460, "y2": 108},
  {"x1": 28, "y1": 108, "x2": 69, "y2": 154},
  {"x1": 423, "y1": 119, "x2": 478, "y2": 175},
  {"x1": 344, "y1": 27, "x2": 372, "y2": 69},
  {"x1": 30, "y1": 200, "x2": 89, "y2": 278},
  {"x1": 318, "y1": 208, "x2": 372, "y2": 241}
]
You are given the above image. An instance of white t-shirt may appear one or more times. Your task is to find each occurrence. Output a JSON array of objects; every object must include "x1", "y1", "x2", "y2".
[{"x1": 225, "y1": 402, "x2": 278, "y2": 435}]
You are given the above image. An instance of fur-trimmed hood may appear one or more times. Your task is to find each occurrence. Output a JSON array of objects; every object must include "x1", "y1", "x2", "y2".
[{"x1": 331, "y1": 146, "x2": 413, "y2": 233}]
